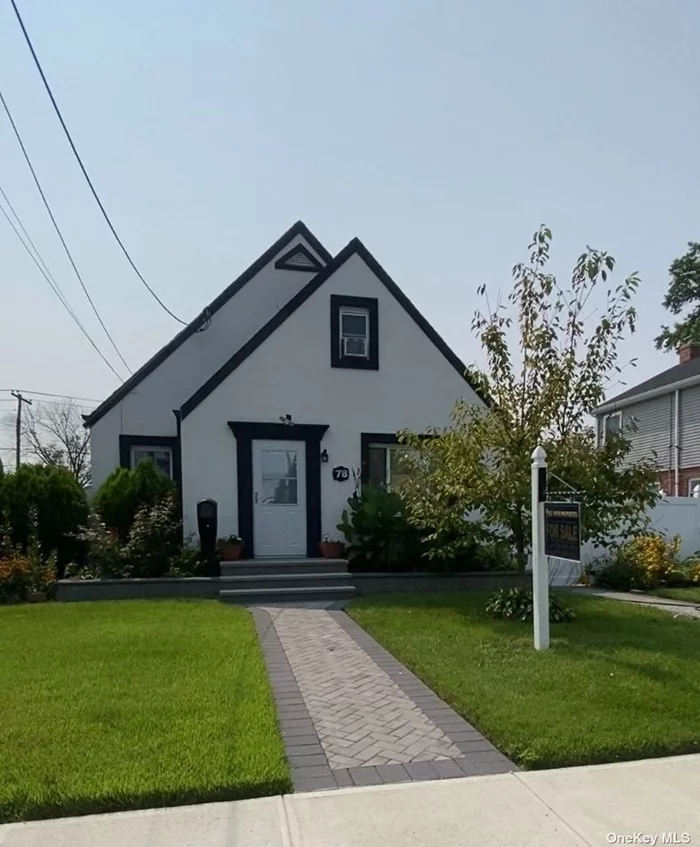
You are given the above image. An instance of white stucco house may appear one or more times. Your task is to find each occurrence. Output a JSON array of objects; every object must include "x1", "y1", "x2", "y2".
[{"x1": 85, "y1": 221, "x2": 485, "y2": 558}]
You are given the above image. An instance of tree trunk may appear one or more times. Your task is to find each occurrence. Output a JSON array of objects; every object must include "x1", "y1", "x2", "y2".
[{"x1": 513, "y1": 509, "x2": 528, "y2": 588}]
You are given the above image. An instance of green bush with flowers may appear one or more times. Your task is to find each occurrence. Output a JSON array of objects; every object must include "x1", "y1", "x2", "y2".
[{"x1": 596, "y1": 532, "x2": 700, "y2": 591}]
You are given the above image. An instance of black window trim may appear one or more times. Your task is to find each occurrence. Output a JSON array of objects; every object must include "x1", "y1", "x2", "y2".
[{"x1": 331, "y1": 294, "x2": 378, "y2": 370}]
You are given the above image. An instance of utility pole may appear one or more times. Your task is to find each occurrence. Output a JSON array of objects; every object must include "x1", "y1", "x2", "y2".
[{"x1": 10, "y1": 391, "x2": 32, "y2": 468}]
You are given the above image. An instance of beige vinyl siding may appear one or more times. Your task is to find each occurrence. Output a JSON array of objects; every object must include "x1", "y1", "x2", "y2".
[{"x1": 679, "y1": 385, "x2": 700, "y2": 467}]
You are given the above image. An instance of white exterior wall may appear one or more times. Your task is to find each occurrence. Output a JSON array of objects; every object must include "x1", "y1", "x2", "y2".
[
  {"x1": 89, "y1": 236, "x2": 325, "y2": 488},
  {"x1": 180, "y1": 251, "x2": 483, "y2": 541}
]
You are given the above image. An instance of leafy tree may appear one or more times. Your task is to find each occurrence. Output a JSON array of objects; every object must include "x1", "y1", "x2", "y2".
[
  {"x1": 400, "y1": 226, "x2": 660, "y2": 572},
  {"x1": 655, "y1": 242, "x2": 700, "y2": 352},
  {"x1": 93, "y1": 460, "x2": 176, "y2": 541},
  {"x1": 2, "y1": 464, "x2": 88, "y2": 574}
]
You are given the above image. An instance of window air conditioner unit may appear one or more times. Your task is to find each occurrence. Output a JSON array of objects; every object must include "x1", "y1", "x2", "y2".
[{"x1": 343, "y1": 336, "x2": 367, "y2": 357}]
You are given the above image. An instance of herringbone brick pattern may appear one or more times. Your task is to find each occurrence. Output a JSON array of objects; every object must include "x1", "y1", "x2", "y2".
[{"x1": 268, "y1": 608, "x2": 461, "y2": 769}]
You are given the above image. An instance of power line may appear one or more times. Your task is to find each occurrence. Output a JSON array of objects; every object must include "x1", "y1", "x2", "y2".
[
  {"x1": 8, "y1": 0, "x2": 188, "y2": 326},
  {"x1": 0, "y1": 184, "x2": 54, "y2": 283},
  {"x1": 0, "y1": 193, "x2": 125, "y2": 382},
  {"x1": 0, "y1": 88, "x2": 132, "y2": 374},
  {"x1": 0, "y1": 389, "x2": 100, "y2": 402}
]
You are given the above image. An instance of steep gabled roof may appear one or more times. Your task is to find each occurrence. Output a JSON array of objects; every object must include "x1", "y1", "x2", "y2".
[
  {"x1": 84, "y1": 221, "x2": 331, "y2": 427},
  {"x1": 180, "y1": 237, "x2": 487, "y2": 419}
]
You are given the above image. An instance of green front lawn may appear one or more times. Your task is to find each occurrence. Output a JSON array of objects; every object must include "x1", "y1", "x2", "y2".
[
  {"x1": 0, "y1": 600, "x2": 290, "y2": 823},
  {"x1": 649, "y1": 587, "x2": 700, "y2": 604},
  {"x1": 348, "y1": 592, "x2": 700, "y2": 770}
]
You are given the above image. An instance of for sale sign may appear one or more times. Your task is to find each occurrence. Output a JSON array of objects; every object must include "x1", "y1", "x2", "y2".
[{"x1": 544, "y1": 502, "x2": 581, "y2": 562}]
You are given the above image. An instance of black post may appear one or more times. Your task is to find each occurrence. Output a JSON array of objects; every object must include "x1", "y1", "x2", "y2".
[{"x1": 196, "y1": 499, "x2": 219, "y2": 576}]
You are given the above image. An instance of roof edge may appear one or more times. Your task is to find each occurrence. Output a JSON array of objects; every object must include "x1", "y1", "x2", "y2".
[
  {"x1": 180, "y1": 237, "x2": 488, "y2": 419},
  {"x1": 84, "y1": 221, "x2": 330, "y2": 428},
  {"x1": 595, "y1": 371, "x2": 700, "y2": 414}
]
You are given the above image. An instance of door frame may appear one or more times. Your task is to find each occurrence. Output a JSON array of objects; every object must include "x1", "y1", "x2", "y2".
[{"x1": 228, "y1": 421, "x2": 329, "y2": 558}]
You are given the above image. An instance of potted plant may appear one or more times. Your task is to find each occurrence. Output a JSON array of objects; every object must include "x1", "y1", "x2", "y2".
[
  {"x1": 319, "y1": 535, "x2": 345, "y2": 559},
  {"x1": 217, "y1": 535, "x2": 244, "y2": 561}
]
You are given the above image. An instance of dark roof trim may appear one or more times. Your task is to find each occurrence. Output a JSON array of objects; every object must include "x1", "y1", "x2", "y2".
[
  {"x1": 180, "y1": 238, "x2": 487, "y2": 419},
  {"x1": 596, "y1": 355, "x2": 700, "y2": 412},
  {"x1": 274, "y1": 243, "x2": 324, "y2": 273},
  {"x1": 83, "y1": 221, "x2": 331, "y2": 428}
]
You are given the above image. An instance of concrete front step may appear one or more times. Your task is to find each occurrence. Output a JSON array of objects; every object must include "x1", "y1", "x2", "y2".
[
  {"x1": 221, "y1": 558, "x2": 348, "y2": 577},
  {"x1": 219, "y1": 585, "x2": 356, "y2": 605},
  {"x1": 220, "y1": 572, "x2": 353, "y2": 591}
]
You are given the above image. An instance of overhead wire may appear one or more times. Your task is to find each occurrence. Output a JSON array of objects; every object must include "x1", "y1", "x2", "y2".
[
  {"x1": 0, "y1": 389, "x2": 100, "y2": 402},
  {"x1": 8, "y1": 0, "x2": 188, "y2": 326},
  {"x1": 0, "y1": 191, "x2": 125, "y2": 382},
  {"x1": 0, "y1": 88, "x2": 132, "y2": 373}
]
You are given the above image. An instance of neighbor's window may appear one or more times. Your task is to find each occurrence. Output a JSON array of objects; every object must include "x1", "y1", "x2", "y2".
[
  {"x1": 131, "y1": 446, "x2": 173, "y2": 479},
  {"x1": 603, "y1": 412, "x2": 622, "y2": 441},
  {"x1": 688, "y1": 479, "x2": 700, "y2": 497},
  {"x1": 368, "y1": 444, "x2": 418, "y2": 491},
  {"x1": 339, "y1": 308, "x2": 369, "y2": 359}
]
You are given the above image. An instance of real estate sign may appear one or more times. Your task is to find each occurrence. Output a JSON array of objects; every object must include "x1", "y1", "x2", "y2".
[{"x1": 544, "y1": 502, "x2": 581, "y2": 562}]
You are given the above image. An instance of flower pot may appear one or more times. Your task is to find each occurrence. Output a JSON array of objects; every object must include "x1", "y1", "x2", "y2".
[
  {"x1": 319, "y1": 541, "x2": 344, "y2": 559},
  {"x1": 220, "y1": 543, "x2": 243, "y2": 561},
  {"x1": 27, "y1": 591, "x2": 47, "y2": 603}
]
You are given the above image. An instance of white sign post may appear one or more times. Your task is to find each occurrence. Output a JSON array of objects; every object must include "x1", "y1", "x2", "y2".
[{"x1": 531, "y1": 445, "x2": 549, "y2": 651}]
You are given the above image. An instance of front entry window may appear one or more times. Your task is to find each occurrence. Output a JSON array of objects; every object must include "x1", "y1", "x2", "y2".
[{"x1": 261, "y1": 449, "x2": 298, "y2": 504}]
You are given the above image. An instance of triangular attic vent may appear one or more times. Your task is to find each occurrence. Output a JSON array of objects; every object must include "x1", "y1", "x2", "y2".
[{"x1": 274, "y1": 244, "x2": 323, "y2": 273}]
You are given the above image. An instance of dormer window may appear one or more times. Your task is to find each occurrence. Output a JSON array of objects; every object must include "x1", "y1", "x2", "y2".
[{"x1": 330, "y1": 295, "x2": 378, "y2": 370}]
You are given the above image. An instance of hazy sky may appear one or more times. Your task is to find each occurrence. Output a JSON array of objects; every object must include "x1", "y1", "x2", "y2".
[{"x1": 1, "y1": 0, "x2": 698, "y2": 428}]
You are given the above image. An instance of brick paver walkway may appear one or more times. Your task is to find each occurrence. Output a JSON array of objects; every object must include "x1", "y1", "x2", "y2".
[{"x1": 251, "y1": 607, "x2": 517, "y2": 792}]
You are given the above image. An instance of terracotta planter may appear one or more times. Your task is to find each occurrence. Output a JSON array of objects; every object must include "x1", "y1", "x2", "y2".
[
  {"x1": 220, "y1": 543, "x2": 243, "y2": 561},
  {"x1": 319, "y1": 541, "x2": 344, "y2": 559}
]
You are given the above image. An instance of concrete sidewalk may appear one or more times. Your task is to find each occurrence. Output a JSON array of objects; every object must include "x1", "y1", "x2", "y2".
[{"x1": 2, "y1": 754, "x2": 699, "y2": 846}]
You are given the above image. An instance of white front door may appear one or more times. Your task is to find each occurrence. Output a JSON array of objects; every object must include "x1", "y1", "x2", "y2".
[{"x1": 252, "y1": 440, "x2": 307, "y2": 557}]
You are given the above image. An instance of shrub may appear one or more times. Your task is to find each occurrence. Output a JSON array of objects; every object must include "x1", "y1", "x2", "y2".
[
  {"x1": 623, "y1": 534, "x2": 681, "y2": 583},
  {"x1": 594, "y1": 558, "x2": 648, "y2": 591},
  {"x1": 2, "y1": 465, "x2": 88, "y2": 575},
  {"x1": 485, "y1": 587, "x2": 575, "y2": 622},
  {"x1": 338, "y1": 485, "x2": 424, "y2": 571},
  {"x1": 122, "y1": 494, "x2": 181, "y2": 578},
  {"x1": 167, "y1": 539, "x2": 205, "y2": 576},
  {"x1": 75, "y1": 512, "x2": 127, "y2": 578},
  {"x1": 94, "y1": 461, "x2": 176, "y2": 541},
  {"x1": 0, "y1": 554, "x2": 32, "y2": 603}
]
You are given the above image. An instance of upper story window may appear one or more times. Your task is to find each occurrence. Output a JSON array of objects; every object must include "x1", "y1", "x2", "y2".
[
  {"x1": 131, "y1": 446, "x2": 173, "y2": 479},
  {"x1": 340, "y1": 308, "x2": 369, "y2": 358},
  {"x1": 330, "y1": 294, "x2": 378, "y2": 370},
  {"x1": 603, "y1": 412, "x2": 622, "y2": 441}
]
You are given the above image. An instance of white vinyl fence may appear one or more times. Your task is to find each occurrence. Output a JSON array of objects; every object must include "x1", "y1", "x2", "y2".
[{"x1": 541, "y1": 496, "x2": 700, "y2": 586}]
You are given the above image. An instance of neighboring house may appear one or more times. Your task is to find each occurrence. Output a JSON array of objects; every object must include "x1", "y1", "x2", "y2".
[
  {"x1": 85, "y1": 221, "x2": 484, "y2": 557},
  {"x1": 594, "y1": 343, "x2": 700, "y2": 496}
]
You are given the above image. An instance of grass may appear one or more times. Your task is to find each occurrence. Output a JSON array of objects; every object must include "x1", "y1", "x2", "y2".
[
  {"x1": 649, "y1": 586, "x2": 700, "y2": 604},
  {"x1": 0, "y1": 600, "x2": 290, "y2": 823},
  {"x1": 347, "y1": 591, "x2": 700, "y2": 770}
]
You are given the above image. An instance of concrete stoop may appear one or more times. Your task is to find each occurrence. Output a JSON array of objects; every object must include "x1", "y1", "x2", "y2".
[{"x1": 219, "y1": 558, "x2": 356, "y2": 606}]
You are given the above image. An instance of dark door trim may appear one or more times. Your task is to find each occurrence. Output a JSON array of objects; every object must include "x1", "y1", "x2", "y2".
[{"x1": 227, "y1": 422, "x2": 329, "y2": 558}]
